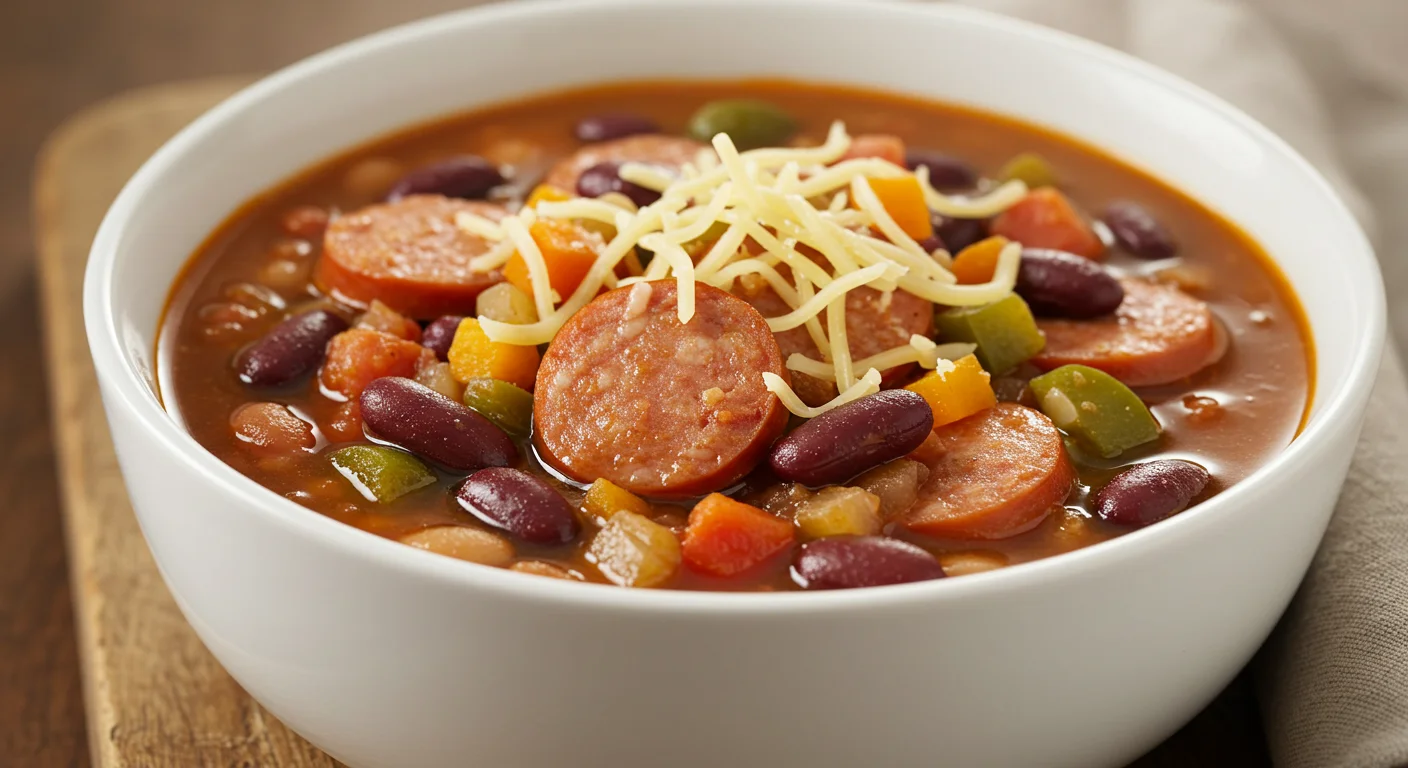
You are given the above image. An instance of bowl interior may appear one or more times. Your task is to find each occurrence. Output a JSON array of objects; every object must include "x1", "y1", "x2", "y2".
[{"x1": 87, "y1": 0, "x2": 1382, "y2": 588}]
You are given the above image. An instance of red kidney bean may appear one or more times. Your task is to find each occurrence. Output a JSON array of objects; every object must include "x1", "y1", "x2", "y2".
[
  {"x1": 359, "y1": 377, "x2": 517, "y2": 472},
  {"x1": 576, "y1": 161, "x2": 662, "y2": 208},
  {"x1": 793, "y1": 536, "x2": 946, "y2": 589},
  {"x1": 386, "y1": 156, "x2": 504, "y2": 202},
  {"x1": 1094, "y1": 459, "x2": 1210, "y2": 527},
  {"x1": 1016, "y1": 248, "x2": 1124, "y2": 318},
  {"x1": 769, "y1": 390, "x2": 934, "y2": 486},
  {"x1": 421, "y1": 315, "x2": 463, "y2": 361},
  {"x1": 1102, "y1": 201, "x2": 1177, "y2": 260},
  {"x1": 906, "y1": 150, "x2": 978, "y2": 190},
  {"x1": 935, "y1": 215, "x2": 988, "y2": 254},
  {"x1": 456, "y1": 467, "x2": 579, "y2": 544},
  {"x1": 916, "y1": 232, "x2": 946, "y2": 254},
  {"x1": 574, "y1": 113, "x2": 660, "y2": 143},
  {"x1": 235, "y1": 309, "x2": 348, "y2": 387}
]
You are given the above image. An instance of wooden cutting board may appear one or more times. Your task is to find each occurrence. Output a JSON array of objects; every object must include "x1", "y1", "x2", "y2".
[{"x1": 32, "y1": 77, "x2": 1265, "y2": 768}]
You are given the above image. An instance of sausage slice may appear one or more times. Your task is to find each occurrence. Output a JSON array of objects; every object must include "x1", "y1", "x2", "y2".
[
  {"x1": 737, "y1": 282, "x2": 933, "y2": 407},
  {"x1": 1034, "y1": 278, "x2": 1221, "y2": 387},
  {"x1": 533, "y1": 281, "x2": 788, "y2": 499},
  {"x1": 543, "y1": 135, "x2": 708, "y2": 192},
  {"x1": 316, "y1": 195, "x2": 507, "y2": 319},
  {"x1": 903, "y1": 403, "x2": 1074, "y2": 539}
]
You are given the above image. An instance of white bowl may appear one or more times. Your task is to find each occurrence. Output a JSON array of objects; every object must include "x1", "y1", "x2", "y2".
[{"x1": 84, "y1": 1, "x2": 1384, "y2": 766}]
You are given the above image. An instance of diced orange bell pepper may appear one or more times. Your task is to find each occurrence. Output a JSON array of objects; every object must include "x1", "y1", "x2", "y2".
[
  {"x1": 524, "y1": 184, "x2": 572, "y2": 208},
  {"x1": 905, "y1": 354, "x2": 998, "y2": 428},
  {"x1": 319, "y1": 328, "x2": 431, "y2": 399},
  {"x1": 447, "y1": 317, "x2": 540, "y2": 391},
  {"x1": 503, "y1": 218, "x2": 604, "y2": 303},
  {"x1": 949, "y1": 236, "x2": 1010, "y2": 285},
  {"x1": 990, "y1": 187, "x2": 1104, "y2": 259},
  {"x1": 682, "y1": 493, "x2": 795, "y2": 577},
  {"x1": 853, "y1": 175, "x2": 933, "y2": 242}
]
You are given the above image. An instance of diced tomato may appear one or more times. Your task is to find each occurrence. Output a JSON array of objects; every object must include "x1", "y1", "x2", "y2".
[
  {"x1": 840, "y1": 134, "x2": 906, "y2": 166},
  {"x1": 318, "y1": 328, "x2": 431, "y2": 399},
  {"x1": 355, "y1": 299, "x2": 422, "y2": 342},
  {"x1": 991, "y1": 188, "x2": 1104, "y2": 259},
  {"x1": 682, "y1": 493, "x2": 795, "y2": 577}
]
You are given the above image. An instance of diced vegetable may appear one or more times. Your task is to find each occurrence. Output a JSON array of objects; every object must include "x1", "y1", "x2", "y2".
[
  {"x1": 852, "y1": 459, "x2": 930, "y2": 519},
  {"x1": 857, "y1": 175, "x2": 933, "y2": 241},
  {"x1": 503, "y1": 218, "x2": 604, "y2": 302},
  {"x1": 751, "y1": 482, "x2": 813, "y2": 520},
  {"x1": 681, "y1": 220, "x2": 731, "y2": 259},
  {"x1": 793, "y1": 486, "x2": 883, "y2": 539},
  {"x1": 461, "y1": 378, "x2": 534, "y2": 437},
  {"x1": 682, "y1": 493, "x2": 794, "y2": 577},
  {"x1": 949, "y1": 236, "x2": 1009, "y2": 285},
  {"x1": 414, "y1": 360, "x2": 464, "y2": 402},
  {"x1": 318, "y1": 328, "x2": 431, "y2": 399},
  {"x1": 447, "y1": 317, "x2": 540, "y2": 391},
  {"x1": 355, "y1": 299, "x2": 421, "y2": 342},
  {"x1": 991, "y1": 188, "x2": 1104, "y2": 259},
  {"x1": 904, "y1": 354, "x2": 998, "y2": 428},
  {"x1": 329, "y1": 445, "x2": 436, "y2": 503},
  {"x1": 589, "y1": 511, "x2": 682, "y2": 588},
  {"x1": 934, "y1": 294, "x2": 1045, "y2": 375},
  {"x1": 999, "y1": 152, "x2": 1056, "y2": 188},
  {"x1": 582, "y1": 477, "x2": 652, "y2": 522},
  {"x1": 475, "y1": 283, "x2": 538, "y2": 325},
  {"x1": 686, "y1": 99, "x2": 797, "y2": 150},
  {"x1": 400, "y1": 526, "x2": 515, "y2": 566},
  {"x1": 524, "y1": 184, "x2": 572, "y2": 209},
  {"x1": 1028, "y1": 364, "x2": 1160, "y2": 458}
]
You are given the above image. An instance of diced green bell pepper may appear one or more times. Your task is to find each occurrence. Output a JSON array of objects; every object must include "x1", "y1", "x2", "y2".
[
  {"x1": 934, "y1": 294, "x2": 1045, "y2": 375},
  {"x1": 999, "y1": 152, "x2": 1057, "y2": 188},
  {"x1": 462, "y1": 378, "x2": 534, "y2": 438},
  {"x1": 1029, "y1": 364, "x2": 1160, "y2": 458},
  {"x1": 687, "y1": 99, "x2": 797, "y2": 151},
  {"x1": 329, "y1": 445, "x2": 435, "y2": 503}
]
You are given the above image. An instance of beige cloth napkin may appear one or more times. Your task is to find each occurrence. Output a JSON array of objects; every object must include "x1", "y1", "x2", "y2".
[{"x1": 938, "y1": 1, "x2": 1408, "y2": 765}]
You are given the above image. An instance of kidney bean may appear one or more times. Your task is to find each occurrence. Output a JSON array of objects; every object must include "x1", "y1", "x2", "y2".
[
  {"x1": 769, "y1": 390, "x2": 934, "y2": 486},
  {"x1": 386, "y1": 156, "x2": 504, "y2": 202},
  {"x1": 359, "y1": 377, "x2": 517, "y2": 472},
  {"x1": 916, "y1": 232, "x2": 946, "y2": 254},
  {"x1": 1016, "y1": 248, "x2": 1124, "y2": 318},
  {"x1": 935, "y1": 216, "x2": 988, "y2": 254},
  {"x1": 235, "y1": 309, "x2": 348, "y2": 387},
  {"x1": 1093, "y1": 459, "x2": 1210, "y2": 527},
  {"x1": 421, "y1": 315, "x2": 464, "y2": 361},
  {"x1": 1103, "y1": 201, "x2": 1177, "y2": 260},
  {"x1": 792, "y1": 536, "x2": 946, "y2": 589},
  {"x1": 576, "y1": 161, "x2": 661, "y2": 208},
  {"x1": 906, "y1": 150, "x2": 978, "y2": 190},
  {"x1": 574, "y1": 113, "x2": 660, "y2": 143},
  {"x1": 456, "y1": 467, "x2": 580, "y2": 544}
]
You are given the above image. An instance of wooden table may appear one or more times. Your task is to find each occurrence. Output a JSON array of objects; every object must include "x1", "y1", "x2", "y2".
[{"x1": 23, "y1": 77, "x2": 1273, "y2": 767}]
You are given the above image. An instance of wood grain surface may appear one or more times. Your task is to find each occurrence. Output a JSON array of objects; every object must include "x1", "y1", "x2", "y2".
[{"x1": 28, "y1": 77, "x2": 1271, "y2": 768}]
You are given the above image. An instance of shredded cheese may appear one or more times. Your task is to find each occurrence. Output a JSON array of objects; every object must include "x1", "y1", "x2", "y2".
[{"x1": 474, "y1": 120, "x2": 1028, "y2": 416}]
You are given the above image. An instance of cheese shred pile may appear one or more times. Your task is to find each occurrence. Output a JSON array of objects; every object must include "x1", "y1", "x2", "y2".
[{"x1": 456, "y1": 122, "x2": 1027, "y2": 417}]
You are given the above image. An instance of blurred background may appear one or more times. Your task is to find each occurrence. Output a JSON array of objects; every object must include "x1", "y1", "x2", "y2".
[{"x1": 1, "y1": 2, "x2": 488, "y2": 763}]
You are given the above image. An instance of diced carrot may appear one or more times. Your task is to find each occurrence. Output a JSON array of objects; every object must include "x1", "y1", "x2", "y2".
[
  {"x1": 318, "y1": 328, "x2": 431, "y2": 399},
  {"x1": 355, "y1": 299, "x2": 421, "y2": 342},
  {"x1": 906, "y1": 354, "x2": 998, "y2": 428},
  {"x1": 682, "y1": 493, "x2": 795, "y2": 577},
  {"x1": 503, "y1": 218, "x2": 604, "y2": 302},
  {"x1": 949, "y1": 236, "x2": 1010, "y2": 285},
  {"x1": 991, "y1": 188, "x2": 1104, "y2": 259},
  {"x1": 840, "y1": 134, "x2": 905, "y2": 166},
  {"x1": 524, "y1": 184, "x2": 573, "y2": 209},
  {"x1": 857, "y1": 175, "x2": 934, "y2": 241},
  {"x1": 447, "y1": 317, "x2": 540, "y2": 391}
]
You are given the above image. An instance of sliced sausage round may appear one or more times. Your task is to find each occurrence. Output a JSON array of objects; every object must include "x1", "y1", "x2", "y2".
[
  {"x1": 738, "y1": 282, "x2": 933, "y2": 407},
  {"x1": 315, "y1": 195, "x2": 507, "y2": 320},
  {"x1": 902, "y1": 403, "x2": 1075, "y2": 540},
  {"x1": 543, "y1": 134, "x2": 707, "y2": 193},
  {"x1": 533, "y1": 280, "x2": 788, "y2": 499},
  {"x1": 1034, "y1": 278, "x2": 1222, "y2": 387}
]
